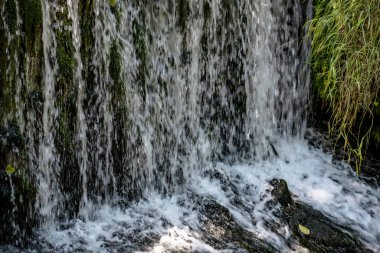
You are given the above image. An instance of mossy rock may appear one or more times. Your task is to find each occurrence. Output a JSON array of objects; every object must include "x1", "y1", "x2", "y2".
[
  {"x1": 109, "y1": 0, "x2": 118, "y2": 7},
  {"x1": 192, "y1": 195, "x2": 276, "y2": 253},
  {"x1": 270, "y1": 179, "x2": 372, "y2": 253},
  {"x1": 0, "y1": 123, "x2": 24, "y2": 160},
  {"x1": 19, "y1": 0, "x2": 43, "y2": 50},
  {"x1": 0, "y1": 171, "x2": 37, "y2": 244},
  {"x1": 4, "y1": 0, "x2": 18, "y2": 34},
  {"x1": 270, "y1": 179, "x2": 292, "y2": 207}
]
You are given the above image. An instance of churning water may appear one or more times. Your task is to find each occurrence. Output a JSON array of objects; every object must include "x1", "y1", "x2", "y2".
[
  {"x1": 29, "y1": 139, "x2": 380, "y2": 252},
  {"x1": 0, "y1": 0, "x2": 379, "y2": 252}
]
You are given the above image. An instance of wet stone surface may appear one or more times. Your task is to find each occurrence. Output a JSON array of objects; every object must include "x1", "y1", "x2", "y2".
[
  {"x1": 0, "y1": 123, "x2": 36, "y2": 245},
  {"x1": 269, "y1": 179, "x2": 374, "y2": 253},
  {"x1": 195, "y1": 196, "x2": 276, "y2": 253}
]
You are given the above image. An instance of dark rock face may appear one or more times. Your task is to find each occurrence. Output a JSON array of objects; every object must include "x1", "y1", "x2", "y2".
[
  {"x1": 270, "y1": 179, "x2": 373, "y2": 253},
  {"x1": 286, "y1": 203, "x2": 371, "y2": 253},
  {"x1": 0, "y1": 124, "x2": 36, "y2": 245},
  {"x1": 197, "y1": 197, "x2": 276, "y2": 253},
  {"x1": 0, "y1": 171, "x2": 37, "y2": 245},
  {"x1": 0, "y1": 123, "x2": 24, "y2": 167},
  {"x1": 270, "y1": 179, "x2": 292, "y2": 207}
]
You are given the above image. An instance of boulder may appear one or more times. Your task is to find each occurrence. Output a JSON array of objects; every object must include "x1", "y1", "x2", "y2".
[
  {"x1": 270, "y1": 179, "x2": 373, "y2": 253},
  {"x1": 270, "y1": 179, "x2": 292, "y2": 207},
  {"x1": 194, "y1": 195, "x2": 276, "y2": 253}
]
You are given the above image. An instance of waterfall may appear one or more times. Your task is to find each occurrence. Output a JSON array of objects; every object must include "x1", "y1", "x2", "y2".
[
  {"x1": 2, "y1": 0, "x2": 380, "y2": 252},
  {"x1": 37, "y1": 0, "x2": 61, "y2": 225},
  {"x1": 1, "y1": 0, "x2": 311, "y2": 222},
  {"x1": 67, "y1": 0, "x2": 90, "y2": 220}
]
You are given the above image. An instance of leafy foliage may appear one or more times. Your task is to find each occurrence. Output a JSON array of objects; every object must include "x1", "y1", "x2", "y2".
[
  {"x1": 5, "y1": 164, "x2": 15, "y2": 174},
  {"x1": 308, "y1": 0, "x2": 380, "y2": 173},
  {"x1": 109, "y1": 0, "x2": 117, "y2": 8}
]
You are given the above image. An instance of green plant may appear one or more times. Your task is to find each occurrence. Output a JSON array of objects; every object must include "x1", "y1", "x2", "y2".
[
  {"x1": 372, "y1": 128, "x2": 380, "y2": 148},
  {"x1": 308, "y1": 0, "x2": 380, "y2": 174},
  {"x1": 109, "y1": 0, "x2": 117, "y2": 7}
]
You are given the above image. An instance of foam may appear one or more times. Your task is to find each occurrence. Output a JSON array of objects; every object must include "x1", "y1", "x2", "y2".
[{"x1": 31, "y1": 138, "x2": 380, "y2": 252}]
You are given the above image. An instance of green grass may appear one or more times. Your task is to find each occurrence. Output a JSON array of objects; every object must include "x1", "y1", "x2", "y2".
[{"x1": 308, "y1": 0, "x2": 380, "y2": 173}]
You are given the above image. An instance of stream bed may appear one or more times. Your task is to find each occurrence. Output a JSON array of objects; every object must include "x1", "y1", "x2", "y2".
[{"x1": 2, "y1": 132, "x2": 379, "y2": 253}]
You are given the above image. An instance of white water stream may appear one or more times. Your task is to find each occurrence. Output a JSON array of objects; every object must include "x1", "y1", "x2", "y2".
[{"x1": 28, "y1": 138, "x2": 380, "y2": 252}]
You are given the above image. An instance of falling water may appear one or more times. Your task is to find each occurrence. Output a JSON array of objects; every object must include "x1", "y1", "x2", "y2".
[
  {"x1": 37, "y1": 0, "x2": 61, "y2": 225},
  {"x1": 1, "y1": 0, "x2": 380, "y2": 252},
  {"x1": 67, "y1": 0, "x2": 90, "y2": 219},
  {"x1": 2, "y1": 0, "x2": 316, "y2": 230},
  {"x1": 16, "y1": 0, "x2": 312, "y2": 225},
  {"x1": 90, "y1": 0, "x2": 117, "y2": 205},
  {"x1": 7, "y1": 175, "x2": 19, "y2": 242}
]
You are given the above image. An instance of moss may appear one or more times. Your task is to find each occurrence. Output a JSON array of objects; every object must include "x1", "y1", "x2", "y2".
[
  {"x1": 0, "y1": 85, "x2": 16, "y2": 122},
  {"x1": 56, "y1": 94, "x2": 80, "y2": 220},
  {"x1": 109, "y1": 41, "x2": 130, "y2": 201},
  {"x1": 109, "y1": 0, "x2": 121, "y2": 26},
  {"x1": 55, "y1": 6, "x2": 74, "y2": 85},
  {"x1": 52, "y1": 3, "x2": 80, "y2": 219},
  {"x1": 79, "y1": 0, "x2": 95, "y2": 65},
  {"x1": 19, "y1": 0, "x2": 43, "y2": 51},
  {"x1": 237, "y1": 241, "x2": 259, "y2": 253},
  {"x1": 4, "y1": 0, "x2": 18, "y2": 34},
  {"x1": 109, "y1": 0, "x2": 117, "y2": 8},
  {"x1": 0, "y1": 0, "x2": 22, "y2": 123},
  {"x1": 15, "y1": 172, "x2": 37, "y2": 202},
  {"x1": 272, "y1": 179, "x2": 292, "y2": 207},
  {"x1": 58, "y1": 103, "x2": 75, "y2": 149},
  {"x1": 51, "y1": 3, "x2": 76, "y2": 155},
  {"x1": 110, "y1": 40, "x2": 127, "y2": 104},
  {"x1": 18, "y1": 0, "x2": 43, "y2": 95},
  {"x1": 56, "y1": 35, "x2": 74, "y2": 83}
]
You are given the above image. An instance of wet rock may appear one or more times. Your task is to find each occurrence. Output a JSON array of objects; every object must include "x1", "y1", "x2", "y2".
[
  {"x1": 0, "y1": 171, "x2": 37, "y2": 244},
  {"x1": 0, "y1": 123, "x2": 24, "y2": 166},
  {"x1": 194, "y1": 196, "x2": 276, "y2": 253},
  {"x1": 0, "y1": 123, "x2": 36, "y2": 244},
  {"x1": 270, "y1": 179, "x2": 292, "y2": 207},
  {"x1": 270, "y1": 179, "x2": 373, "y2": 253},
  {"x1": 360, "y1": 154, "x2": 380, "y2": 187}
]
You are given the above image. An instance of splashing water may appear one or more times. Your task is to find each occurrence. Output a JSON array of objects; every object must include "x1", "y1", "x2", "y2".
[
  {"x1": 18, "y1": 138, "x2": 380, "y2": 252},
  {"x1": 0, "y1": 0, "x2": 379, "y2": 252}
]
